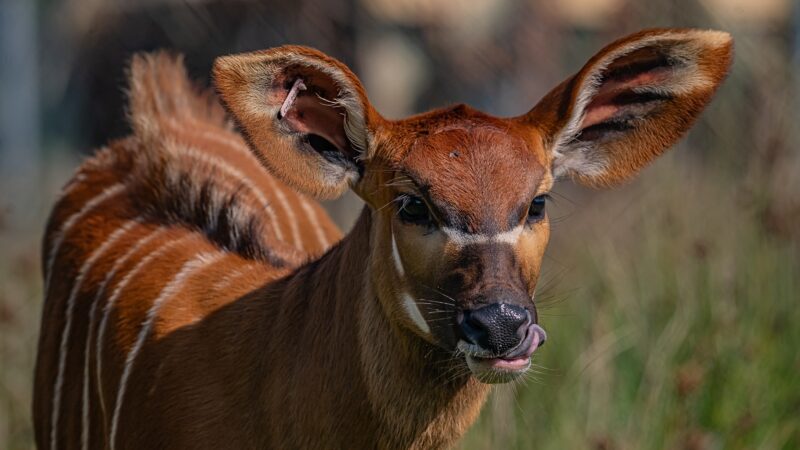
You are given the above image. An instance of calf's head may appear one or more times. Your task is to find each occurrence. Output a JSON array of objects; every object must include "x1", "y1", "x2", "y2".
[{"x1": 214, "y1": 29, "x2": 732, "y2": 383}]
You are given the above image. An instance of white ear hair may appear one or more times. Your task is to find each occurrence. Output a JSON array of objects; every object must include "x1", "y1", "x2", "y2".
[
  {"x1": 519, "y1": 29, "x2": 732, "y2": 187},
  {"x1": 552, "y1": 30, "x2": 730, "y2": 179},
  {"x1": 281, "y1": 53, "x2": 370, "y2": 155}
]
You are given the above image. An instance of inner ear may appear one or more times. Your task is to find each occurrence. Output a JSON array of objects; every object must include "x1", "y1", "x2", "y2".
[
  {"x1": 273, "y1": 69, "x2": 359, "y2": 162},
  {"x1": 578, "y1": 46, "x2": 680, "y2": 141}
]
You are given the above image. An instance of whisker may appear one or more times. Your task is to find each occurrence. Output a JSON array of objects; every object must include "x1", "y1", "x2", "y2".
[
  {"x1": 415, "y1": 298, "x2": 457, "y2": 309},
  {"x1": 421, "y1": 285, "x2": 458, "y2": 303},
  {"x1": 421, "y1": 311, "x2": 456, "y2": 318}
]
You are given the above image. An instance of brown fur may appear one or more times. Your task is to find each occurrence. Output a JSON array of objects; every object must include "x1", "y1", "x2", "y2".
[{"x1": 35, "y1": 29, "x2": 732, "y2": 449}]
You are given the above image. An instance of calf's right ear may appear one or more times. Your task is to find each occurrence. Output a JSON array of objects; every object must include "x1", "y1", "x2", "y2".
[{"x1": 213, "y1": 46, "x2": 383, "y2": 199}]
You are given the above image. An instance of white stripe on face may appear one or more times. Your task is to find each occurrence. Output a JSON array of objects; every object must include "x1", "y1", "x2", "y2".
[
  {"x1": 391, "y1": 230, "x2": 405, "y2": 277},
  {"x1": 441, "y1": 225, "x2": 524, "y2": 247},
  {"x1": 401, "y1": 291, "x2": 430, "y2": 335},
  {"x1": 390, "y1": 228, "x2": 428, "y2": 334}
]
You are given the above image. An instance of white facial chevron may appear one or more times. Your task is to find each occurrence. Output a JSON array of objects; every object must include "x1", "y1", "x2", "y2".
[
  {"x1": 441, "y1": 224, "x2": 523, "y2": 247},
  {"x1": 390, "y1": 229, "x2": 430, "y2": 334}
]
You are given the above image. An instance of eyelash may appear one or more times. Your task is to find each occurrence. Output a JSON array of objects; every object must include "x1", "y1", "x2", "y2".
[{"x1": 396, "y1": 194, "x2": 434, "y2": 226}]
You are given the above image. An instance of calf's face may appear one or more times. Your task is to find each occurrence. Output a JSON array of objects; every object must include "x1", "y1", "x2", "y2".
[{"x1": 368, "y1": 117, "x2": 551, "y2": 383}]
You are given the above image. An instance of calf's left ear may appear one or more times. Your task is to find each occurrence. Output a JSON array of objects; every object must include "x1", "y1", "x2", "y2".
[
  {"x1": 213, "y1": 46, "x2": 382, "y2": 199},
  {"x1": 519, "y1": 28, "x2": 733, "y2": 187}
]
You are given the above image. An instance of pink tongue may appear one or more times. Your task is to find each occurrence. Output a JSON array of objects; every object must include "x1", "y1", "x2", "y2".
[{"x1": 525, "y1": 330, "x2": 542, "y2": 357}]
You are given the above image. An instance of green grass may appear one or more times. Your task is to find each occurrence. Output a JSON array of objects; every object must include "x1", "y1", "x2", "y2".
[{"x1": 1, "y1": 157, "x2": 798, "y2": 449}]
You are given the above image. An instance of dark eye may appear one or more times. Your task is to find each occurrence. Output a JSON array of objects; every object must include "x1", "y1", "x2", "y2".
[
  {"x1": 527, "y1": 195, "x2": 547, "y2": 222},
  {"x1": 398, "y1": 195, "x2": 432, "y2": 225}
]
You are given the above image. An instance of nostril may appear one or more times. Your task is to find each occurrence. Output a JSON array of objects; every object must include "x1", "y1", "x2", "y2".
[
  {"x1": 464, "y1": 311, "x2": 483, "y2": 330},
  {"x1": 459, "y1": 310, "x2": 487, "y2": 346}
]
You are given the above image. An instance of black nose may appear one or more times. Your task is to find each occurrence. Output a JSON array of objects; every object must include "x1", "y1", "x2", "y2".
[{"x1": 460, "y1": 303, "x2": 531, "y2": 355}]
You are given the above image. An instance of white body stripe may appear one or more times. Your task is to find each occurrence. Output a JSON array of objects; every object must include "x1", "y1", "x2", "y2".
[
  {"x1": 161, "y1": 118, "x2": 284, "y2": 242},
  {"x1": 262, "y1": 171, "x2": 302, "y2": 249},
  {"x1": 170, "y1": 122, "x2": 304, "y2": 250},
  {"x1": 55, "y1": 173, "x2": 88, "y2": 204},
  {"x1": 174, "y1": 144, "x2": 285, "y2": 242},
  {"x1": 441, "y1": 225, "x2": 523, "y2": 247},
  {"x1": 401, "y1": 292, "x2": 430, "y2": 334},
  {"x1": 109, "y1": 252, "x2": 223, "y2": 449},
  {"x1": 79, "y1": 223, "x2": 155, "y2": 450},
  {"x1": 44, "y1": 183, "x2": 126, "y2": 291},
  {"x1": 95, "y1": 234, "x2": 191, "y2": 420},
  {"x1": 85, "y1": 227, "x2": 167, "y2": 432},
  {"x1": 211, "y1": 266, "x2": 245, "y2": 291},
  {"x1": 298, "y1": 196, "x2": 329, "y2": 250},
  {"x1": 49, "y1": 218, "x2": 138, "y2": 450}
]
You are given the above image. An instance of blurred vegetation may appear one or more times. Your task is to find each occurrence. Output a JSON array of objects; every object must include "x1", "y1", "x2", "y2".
[{"x1": 1, "y1": 0, "x2": 799, "y2": 449}]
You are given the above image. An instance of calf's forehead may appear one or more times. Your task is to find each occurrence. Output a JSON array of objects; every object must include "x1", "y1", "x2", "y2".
[{"x1": 401, "y1": 125, "x2": 547, "y2": 232}]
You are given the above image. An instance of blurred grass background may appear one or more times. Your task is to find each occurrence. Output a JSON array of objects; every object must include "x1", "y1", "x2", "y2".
[{"x1": 1, "y1": 0, "x2": 799, "y2": 449}]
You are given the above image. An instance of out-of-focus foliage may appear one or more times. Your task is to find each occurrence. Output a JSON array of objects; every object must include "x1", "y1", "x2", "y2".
[{"x1": 1, "y1": 0, "x2": 798, "y2": 448}]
